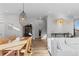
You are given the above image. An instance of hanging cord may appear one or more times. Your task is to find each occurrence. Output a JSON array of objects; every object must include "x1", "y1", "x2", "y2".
[
  {"x1": 23, "y1": 3, "x2": 24, "y2": 11},
  {"x1": 22, "y1": 3, "x2": 25, "y2": 17}
]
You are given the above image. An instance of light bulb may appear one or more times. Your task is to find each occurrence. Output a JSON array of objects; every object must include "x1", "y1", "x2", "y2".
[{"x1": 21, "y1": 17, "x2": 24, "y2": 21}]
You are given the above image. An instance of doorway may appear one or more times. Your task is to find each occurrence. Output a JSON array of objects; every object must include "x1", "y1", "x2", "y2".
[{"x1": 23, "y1": 24, "x2": 32, "y2": 37}]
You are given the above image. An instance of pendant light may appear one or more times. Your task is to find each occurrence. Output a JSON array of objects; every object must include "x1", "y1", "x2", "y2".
[{"x1": 19, "y1": 3, "x2": 27, "y2": 26}]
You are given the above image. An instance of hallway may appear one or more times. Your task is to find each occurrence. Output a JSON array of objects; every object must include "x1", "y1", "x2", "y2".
[{"x1": 31, "y1": 39, "x2": 49, "y2": 56}]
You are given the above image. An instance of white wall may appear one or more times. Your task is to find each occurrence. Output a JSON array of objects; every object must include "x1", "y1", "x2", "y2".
[
  {"x1": 27, "y1": 17, "x2": 44, "y2": 39},
  {"x1": 0, "y1": 22, "x2": 5, "y2": 37},
  {"x1": 4, "y1": 14, "x2": 22, "y2": 37},
  {"x1": 47, "y1": 15, "x2": 74, "y2": 37},
  {"x1": 0, "y1": 13, "x2": 47, "y2": 39},
  {"x1": 24, "y1": 16, "x2": 47, "y2": 39}
]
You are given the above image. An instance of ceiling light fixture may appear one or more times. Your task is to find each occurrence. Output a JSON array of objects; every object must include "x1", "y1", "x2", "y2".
[
  {"x1": 19, "y1": 3, "x2": 27, "y2": 26},
  {"x1": 57, "y1": 18, "x2": 64, "y2": 25}
]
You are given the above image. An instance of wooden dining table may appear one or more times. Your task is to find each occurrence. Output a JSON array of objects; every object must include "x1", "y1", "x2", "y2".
[{"x1": 0, "y1": 37, "x2": 32, "y2": 56}]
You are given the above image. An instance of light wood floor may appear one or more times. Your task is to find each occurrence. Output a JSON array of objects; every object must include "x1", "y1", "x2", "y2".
[{"x1": 31, "y1": 39, "x2": 49, "y2": 56}]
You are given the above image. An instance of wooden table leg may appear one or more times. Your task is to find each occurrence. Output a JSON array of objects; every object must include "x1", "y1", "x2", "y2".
[
  {"x1": 0, "y1": 50, "x2": 3, "y2": 56},
  {"x1": 17, "y1": 50, "x2": 20, "y2": 56}
]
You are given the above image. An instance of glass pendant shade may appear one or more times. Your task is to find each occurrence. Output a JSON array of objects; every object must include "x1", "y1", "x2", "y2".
[
  {"x1": 19, "y1": 4, "x2": 27, "y2": 26},
  {"x1": 20, "y1": 11, "x2": 26, "y2": 20}
]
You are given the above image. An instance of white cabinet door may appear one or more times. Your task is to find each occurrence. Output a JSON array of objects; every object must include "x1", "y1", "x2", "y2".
[{"x1": 47, "y1": 38, "x2": 52, "y2": 53}]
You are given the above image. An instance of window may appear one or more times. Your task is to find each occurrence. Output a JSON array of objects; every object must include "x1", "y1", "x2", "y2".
[{"x1": 75, "y1": 20, "x2": 79, "y2": 30}]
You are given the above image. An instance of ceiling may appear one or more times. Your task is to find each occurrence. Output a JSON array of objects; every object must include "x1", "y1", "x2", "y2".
[{"x1": 0, "y1": 3, "x2": 79, "y2": 18}]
